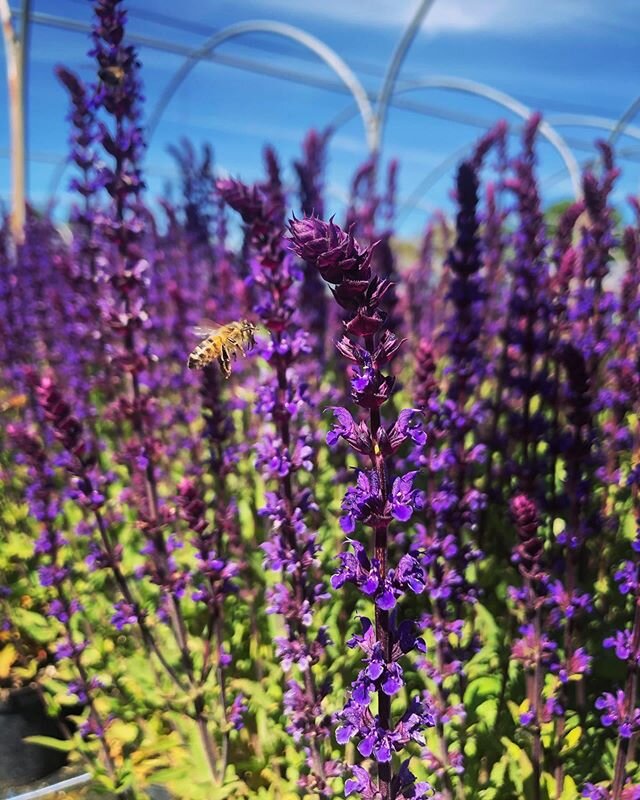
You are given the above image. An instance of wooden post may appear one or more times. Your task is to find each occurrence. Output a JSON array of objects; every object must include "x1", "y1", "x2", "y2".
[{"x1": 1, "y1": 0, "x2": 26, "y2": 243}]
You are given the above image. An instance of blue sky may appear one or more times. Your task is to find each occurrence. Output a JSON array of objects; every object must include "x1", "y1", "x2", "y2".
[{"x1": 1, "y1": 0, "x2": 639, "y2": 234}]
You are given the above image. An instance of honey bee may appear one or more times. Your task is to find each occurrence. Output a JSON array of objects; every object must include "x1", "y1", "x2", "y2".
[
  {"x1": 98, "y1": 65, "x2": 126, "y2": 87},
  {"x1": 0, "y1": 391, "x2": 27, "y2": 413},
  {"x1": 187, "y1": 320, "x2": 256, "y2": 377}
]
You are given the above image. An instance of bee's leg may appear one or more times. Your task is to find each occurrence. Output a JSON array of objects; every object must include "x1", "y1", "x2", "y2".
[
  {"x1": 239, "y1": 333, "x2": 253, "y2": 355},
  {"x1": 219, "y1": 345, "x2": 231, "y2": 378}
]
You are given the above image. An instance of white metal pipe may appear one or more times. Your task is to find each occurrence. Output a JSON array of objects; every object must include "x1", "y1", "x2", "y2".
[
  {"x1": 6, "y1": 772, "x2": 92, "y2": 800},
  {"x1": 391, "y1": 76, "x2": 581, "y2": 198},
  {"x1": 374, "y1": 0, "x2": 437, "y2": 154},
  {"x1": 145, "y1": 20, "x2": 376, "y2": 151}
]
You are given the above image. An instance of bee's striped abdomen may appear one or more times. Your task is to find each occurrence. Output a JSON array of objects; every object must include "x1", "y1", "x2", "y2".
[{"x1": 187, "y1": 335, "x2": 220, "y2": 369}]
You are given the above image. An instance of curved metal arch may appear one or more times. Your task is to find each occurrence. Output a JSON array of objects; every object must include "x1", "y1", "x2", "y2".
[
  {"x1": 145, "y1": 20, "x2": 376, "y2": 151},
  {"x1": 325, "y1": 76, "x2": 582, "y2": 199},
  {"x1": 387, "y1": 77, "x2": 582, "y2": 198},
  {"x1": 375, "y1": 0, "x2": 436, "y2": 154}
]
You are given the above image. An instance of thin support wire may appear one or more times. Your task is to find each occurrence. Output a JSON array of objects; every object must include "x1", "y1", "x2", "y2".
[
  {"x1": 548, "y1": 113, "x2": 640, "y2": 143},
  {"x1": 609, "y1": 95, "x2": 640, "y2": 148}
]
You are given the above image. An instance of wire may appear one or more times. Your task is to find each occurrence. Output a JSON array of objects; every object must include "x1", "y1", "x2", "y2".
[{"x1": 0, "y1": 147, "x2": 180, "y2": 178}]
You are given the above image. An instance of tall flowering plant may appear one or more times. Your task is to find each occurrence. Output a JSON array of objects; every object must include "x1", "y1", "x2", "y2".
[
  {"x1": 412, "y1": 155, "x2": 489, "y2": 799},
  {"x1": 217, "y1": 169, "x2": 334, "y2": 794},
  {"x1": 290, "y1": 216, "x2": 433, "y2": 799}
]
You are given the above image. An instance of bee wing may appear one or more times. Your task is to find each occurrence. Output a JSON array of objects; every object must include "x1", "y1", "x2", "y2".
[{"x1": 191, "y1": 318, "x2": 222, "y2": 339}]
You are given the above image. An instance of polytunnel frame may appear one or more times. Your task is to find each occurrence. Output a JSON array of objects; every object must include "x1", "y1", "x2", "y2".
[
  {"x1": 145, "y1": 0, "x2": 437, "y2": 155},
  {"x1": 45, "y1": 1, "x2": 435, "y2": 201},
  {"x1": 7, "y1": 1, "x2": 639, "y2": 237},
  {"x1": 395, "y1": 77, "x2": 581, "y2": 199},
  {"x1": 326, "y1": 75, "x2": 583, "y2": 201},
  {"x1": 144, "y1": 20, "x2": 377, "y2": 151}
]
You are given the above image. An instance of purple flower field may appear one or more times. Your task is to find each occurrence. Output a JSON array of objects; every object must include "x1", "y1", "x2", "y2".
[{"x1": 2, "y1": 1, "x2": 640, "y2": 799}]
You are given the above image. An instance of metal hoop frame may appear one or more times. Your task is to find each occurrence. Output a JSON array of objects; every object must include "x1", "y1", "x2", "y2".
[{"x1": 145, "y1": 20, "x2": 377, "y2": 150}]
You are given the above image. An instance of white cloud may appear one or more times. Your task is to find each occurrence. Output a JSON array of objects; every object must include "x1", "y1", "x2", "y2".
[{"x1": 255, "y1": 0, "x2": 611, "y2": 34}]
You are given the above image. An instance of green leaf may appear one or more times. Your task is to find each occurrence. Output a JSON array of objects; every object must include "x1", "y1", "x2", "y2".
[
  {"x1": 464, "y1": 676, "x2": 501, "y2": 708},
  {"x1": 24, "y1": 735, "x2": 75, "y2": 752},
  {"x1": 11, "y1": 607, "x2": 55, "y2": 644},
  {"x1": 473, "y1": 602, "x2": 500, "y2": 645},
  {"x1": 560, "y1": 774, "x2": 578, "y2": 800},
  {"x1": 108, "y1": 719, "x2": 139, "y2": 745},
  {"x1": 481, "y1": 753, "x2": 508, "y2": 799},
  {"x1": 475, "y1": 698, "x2": 499, "y2": 730},
  {"x1": 542, "y1": 771, "x2": 557, "y2": 799},
  {"x1": 560, "y1": 725, "x2": 582, "y2": 755},
  {"x1": 209, "y1": 782, "x2": 248, "y2": 800},
  {"x1": 148, "y1": 766, "x2": 192, "y2": 784},
  {"x1": 0, "y1": 644, "x2": 17, "y2": 679},
  {"x1": 501, "y1": 737, "x2": 533, "y2": 794}
]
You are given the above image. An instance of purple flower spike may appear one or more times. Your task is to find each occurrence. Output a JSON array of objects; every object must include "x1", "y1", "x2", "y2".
[{"x1": 293, "y1": 214, "x2": 434, "y2": 795}]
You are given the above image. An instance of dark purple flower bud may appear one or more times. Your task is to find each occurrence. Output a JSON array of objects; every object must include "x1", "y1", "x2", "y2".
[
  {"x1": 216, "y1": 178, "x2": 265, "y2": 225},
  {"x1": 288, "y1": 216, "x2": 374, "y2": 285},
  {"x1": 36, "y1": 376, "x2": 89, "y2": 460},
  {"x1": 510, "y1": 494, "x2": 546, "y2": 583},
  {"x1": 176, "y1": 477, "x2": 209, "y2": 535},
  {"x1": 414, "y1": 339, "x2": 438, "y2": 412},
  {"x1": 559, "y1": 344, "x2": 592, "y2": 429}
]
